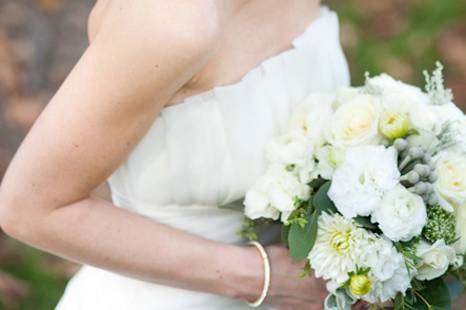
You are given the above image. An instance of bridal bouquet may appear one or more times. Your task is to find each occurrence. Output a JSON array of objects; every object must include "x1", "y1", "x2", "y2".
[{"x1": 242, "y1": 63, "x2": 466, "y2": 309}]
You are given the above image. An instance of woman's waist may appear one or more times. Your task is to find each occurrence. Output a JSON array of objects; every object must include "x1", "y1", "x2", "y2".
[{"x1": 111, "y1": 190, "x2": 246, "y2": 243}]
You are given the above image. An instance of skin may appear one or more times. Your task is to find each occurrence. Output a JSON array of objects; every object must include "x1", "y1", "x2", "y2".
[{"x1": 0, "y1": 1, "x2": 367, "y2": 309}]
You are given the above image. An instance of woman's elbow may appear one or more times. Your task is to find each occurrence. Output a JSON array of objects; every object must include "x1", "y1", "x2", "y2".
[{"x1": 0, "y1": 193, "x2": 37, "y2": 241}]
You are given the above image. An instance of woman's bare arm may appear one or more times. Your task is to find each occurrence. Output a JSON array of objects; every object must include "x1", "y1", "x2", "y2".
[{"x1": 0, "y1": 0, "x2": 262, "y2": 301}]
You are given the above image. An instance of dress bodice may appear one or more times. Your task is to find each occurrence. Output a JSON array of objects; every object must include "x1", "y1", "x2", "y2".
[
  {"x1": 57, "y1": 7, "x2": 351, "y2": 310},
  {"x1": 106, "y1": 6, "x2": 349, "y2": 242}
]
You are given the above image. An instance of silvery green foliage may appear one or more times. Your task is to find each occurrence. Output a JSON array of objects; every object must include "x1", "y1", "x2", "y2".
[
  {"x1": 432, "y1": 121, "x2": 466, "y2": 155},
  {"x1": 423, "y1": 62, "x2": 453, "y2": 106},
  {"x1": 324, "y1": 289, "x2": 356, "y2": 310}
]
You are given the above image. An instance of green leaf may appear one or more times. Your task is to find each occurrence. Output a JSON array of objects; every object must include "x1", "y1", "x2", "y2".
[
  {"x1": 410, "y1": 278, "x2": 452, "y2": 310},
  {"x1": 405, "y1": 128, "x2": 420, "y2": 137},
  {"x1": 312, "y1": 181, "x2": 337, "y2": 213},
  {"x1": 354, "y1": 216, "x2": 378, "y2": 230},
  {"x1": 298, "y1": 260, "x2": 311, "y2": 278},
  {"x1": 309, "y1": 177, "x2": 327, "y2": 190},
  {"x1": 394, "y1": 292, "x2": 404, "y2": 310},
  {"x1": 288, "y1": 209, "x2": 320, "y2": 261}
]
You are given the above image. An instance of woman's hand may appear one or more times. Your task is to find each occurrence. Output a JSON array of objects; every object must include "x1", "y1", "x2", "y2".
[
  {"x1": 243, "y1": 245, "x2": 369, "y2": 310},
  {"x1": 265, "y1": 245, "x2": 327, "y2": 310}
]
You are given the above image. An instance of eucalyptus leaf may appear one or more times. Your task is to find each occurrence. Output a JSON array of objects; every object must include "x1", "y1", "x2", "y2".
[
  {"x1": 312, "y1": 181, "x2": 337, "y2": 213},
  {"x1": 288, "y1": 209, "x2": 320, "y2": 261}
]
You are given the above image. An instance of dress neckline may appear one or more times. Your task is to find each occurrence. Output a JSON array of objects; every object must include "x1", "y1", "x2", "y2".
[{"x1": 161, "y1": 6, "x2": 331, "y2": 114}]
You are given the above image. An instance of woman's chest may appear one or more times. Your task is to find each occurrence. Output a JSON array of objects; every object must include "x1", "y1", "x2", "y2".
[{"x1": 87, "y1": 0, "x2": 320, "y2": 107}]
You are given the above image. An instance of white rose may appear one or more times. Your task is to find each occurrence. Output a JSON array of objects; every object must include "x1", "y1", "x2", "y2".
[
  {"x1": 288, "y1": 94, "x2": 334, "y2": 148},
  {"x1": 266, "y1": 133, "x2": 313, "y2": 167},
  {"x1": 327, "y1": 94, "x2": 382, "y2": 148},
  {"x1": 244, "y1": 165, "x2": 310, "y2": 222},
  {"x1": 372, "y1": 185, "x2": 427, "y2": 242},
  {"x1": 244, "y1": 190, "x2": 279, "y2": 220},
  {"x1": 334, "y1": 86, "x2": 361, "y2": 107},
  {"x1": 266, "y1": 133, "x2": 316, "y2": 184},
  {"x1": 379, "y1": 87, "x2": 433, "y2": 129},
  {"x1": 434, "y1": 150, "x2": 466, "y2": 211},
  {"x1": 328, "y1": 146, "x2": 400, "y2": 218},
  {"x1": 415, "y1": 240, "x2": 456, "y2": 281},
  {"x1": 368, "y1": 74, "x2": 428, "y2": 103},
  {"x1": 368, "y1": 74, "x2": 441, "y2": 132}
]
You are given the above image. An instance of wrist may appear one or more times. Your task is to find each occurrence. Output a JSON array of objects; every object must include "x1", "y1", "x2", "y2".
[{"x1": 217, "y1": 244, "x2": 264, "y2": 302}]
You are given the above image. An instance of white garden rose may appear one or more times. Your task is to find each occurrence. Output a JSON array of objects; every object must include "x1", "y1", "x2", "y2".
[
  {"x1": 367, "y1": 74, "x2": 428, "y2": 103},
  {"x1": 244, "y1": 165, "x2": 310, "y2": 221},
  {"x1": 266, "y1": 133, "x2": 313, "y2": 167},
  {"x1": 380, "y1": 90, "x2": 434, "y2": 132},
  {"x1": 244, "y1": 190, "x2": 279, "y2": 220},
  {"x1": 415, "y1": 240, "x2": 456, "y2": 281},
  {"x1": 288, "y1": 94, "x2": 334, "y2": 148},
  {"x1": 434, "y1": 150, "x2": 466, "y2": 211},
  {"x1": 334, "y1": 86, "x2": 361, "y2": 107},
  {"x1": 368, "y1": 74, "x2": 443, "y2": 133},
  {"x1": 328, "y1": 146, "x2": 400, "y2": 218},
  {"x1": 372, "y1": 185, "x2": 427, "y2": 242},
  {"x1": 327, "y1": 94, "x2": 382, "y2": 148}
]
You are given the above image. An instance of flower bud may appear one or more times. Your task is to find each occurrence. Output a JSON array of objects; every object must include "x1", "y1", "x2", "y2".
[
  {"x1": 408, "y1": 147, "x2": 423, "y2": 159},
  {"x1": 414, "y1": 164, "x2": 430, "y2": 177},
  {"x1": 414, "y1": 182, "x2": 428, "y2": 195},
  {"x1": 349, "y1": 274, "x2": 372, "y2": 296},
  {"x1": 379, "y1": 111, "x2": 411, "y2": 140},
  {"x1": 394, "y1": 138, "x2": 408, "y2": 151}
]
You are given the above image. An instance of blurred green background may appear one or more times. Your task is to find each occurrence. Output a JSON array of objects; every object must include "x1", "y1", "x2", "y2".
[{"x1": 0, "y1": 0, "x2": 465, "y2": 309}]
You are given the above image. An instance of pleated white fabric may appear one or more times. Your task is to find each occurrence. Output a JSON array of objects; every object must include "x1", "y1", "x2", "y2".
[{"x1": 56, "y1": 6, "x2": 350, "y2": 310}]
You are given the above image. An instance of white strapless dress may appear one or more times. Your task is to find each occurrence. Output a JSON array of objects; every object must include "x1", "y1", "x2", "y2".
[{"x1": 56, "y1": 7, "x2": 349, "y2": 310}]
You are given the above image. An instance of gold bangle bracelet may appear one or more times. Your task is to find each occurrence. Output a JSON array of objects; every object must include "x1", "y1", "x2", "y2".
[{"x1": 247, "y1": 241, "x2": 271, "y2": 308}]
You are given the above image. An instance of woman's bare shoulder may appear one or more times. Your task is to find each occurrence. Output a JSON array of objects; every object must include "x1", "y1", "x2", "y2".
[{"x1": 89, "y1": 0, "x2": 221, "y2": 53}]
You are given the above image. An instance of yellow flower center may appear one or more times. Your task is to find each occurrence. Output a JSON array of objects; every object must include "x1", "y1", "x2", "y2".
[
  {"x1": 379, "y1": 111, "x2": 410, "y2": 140},
  {"x1": 329, "y1": 230, "x2": 352, "y2": 254},
  {"x1": 350, "y1": 274, "x2": 372, "y2": 296}
]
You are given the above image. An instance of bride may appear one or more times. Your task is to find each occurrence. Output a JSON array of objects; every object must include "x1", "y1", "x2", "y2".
[{"x1": 0, "y1": 0, "x2": 352, "y2": 309}]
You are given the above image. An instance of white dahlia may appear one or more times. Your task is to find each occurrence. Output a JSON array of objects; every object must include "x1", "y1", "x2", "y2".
[{"x1": 308, "y1": 213, "x2": 369, "y2": 284}]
